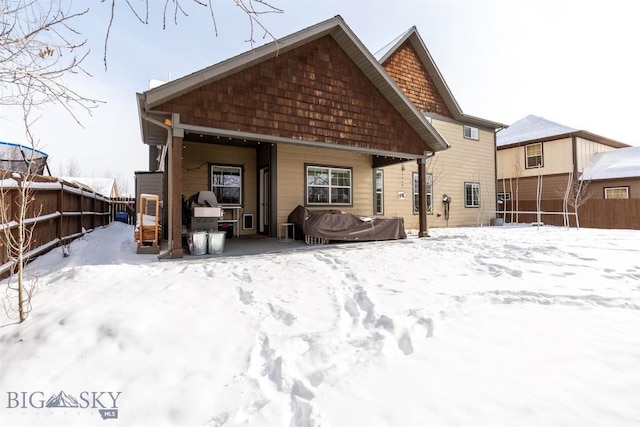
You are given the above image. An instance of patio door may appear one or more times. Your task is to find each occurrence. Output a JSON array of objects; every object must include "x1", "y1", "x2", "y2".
[{"x1": 259, "y1": 167, "x2": 270, "y2": 233}]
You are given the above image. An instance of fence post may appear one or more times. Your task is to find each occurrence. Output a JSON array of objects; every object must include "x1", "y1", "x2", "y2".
[{"x1": 57, "y1": 182, "x2": 63, "y2": 242}]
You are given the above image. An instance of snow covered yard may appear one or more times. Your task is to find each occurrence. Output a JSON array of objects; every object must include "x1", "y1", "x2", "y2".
[{"x1": 1, "y1": 222, "x2": 639, "y2": 427}]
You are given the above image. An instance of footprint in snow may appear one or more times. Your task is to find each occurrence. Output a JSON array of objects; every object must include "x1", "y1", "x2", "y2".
[{"x1": 268, "y1": 303, "x2": 296, "y2": 326}]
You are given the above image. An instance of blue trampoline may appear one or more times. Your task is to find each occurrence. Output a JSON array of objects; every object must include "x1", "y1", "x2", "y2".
[{"x1": 0, "y1": 141, "x2": 49, "y2": 175}]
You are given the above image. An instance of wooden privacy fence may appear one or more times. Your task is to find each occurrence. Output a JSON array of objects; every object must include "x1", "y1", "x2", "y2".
[
  {"x1": 497, "y1": 199, "x2": 640, "y2": 229},
  {"x1": 0, "y1": 174, "x2": 113, "y2": 277},
  {"x1": 110, "y1": 196, "x2": 136, "y2": 225}
]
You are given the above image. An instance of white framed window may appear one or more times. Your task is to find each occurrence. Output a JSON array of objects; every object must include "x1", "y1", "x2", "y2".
[
  {"x1": 465, "y1": 182, "x2": 481, "y2": 208},
  {"x1": 604, "y1": 187, "x2": 629, "y2": 199},
  {"x1": 497, "y1": 192, "x2": 511, "y2": 201},
  {"x1": 525, "y1": 143, "x2": 543, "y2": 168},
  {"x1": 374, "y1": 169, "x2": 384, "y2": 215},
  {"x1": 306, "y1": 165, "x2": 352, "y2": 205},
  {"x1": 463, "y1": 126, "x2": 479, "y2": 140},
  {"x1": 210, "y1": 165, "x2": 242, "y2": 205},
  {"x1": 412, "y1": 173, "x2": 433, "y2": 215}
]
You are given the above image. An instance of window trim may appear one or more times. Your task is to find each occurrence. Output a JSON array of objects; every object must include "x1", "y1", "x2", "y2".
[
  {"x1": 604, "y1": 186, "x2": 629, "y2": 199},
  {"x1": 463, "y1": 125, "x2": 479, "y2": 141},
  {"x1": 497, "y1": 192, "x2": 511, "y2": 201},
  {"x1": 209, "y1": 163, "x2": 243, "y2": 206},
  {"x1": 525, "y1": 142, "x2": 544, "y2": 169},
  {"x1": 374, "y1": 169, "x2": 384, "y2": 215},
  {"x1": 464, "y1": 182, "x2": 481, "y2": 208},
  {"x1": 412, "y1": 172, "x2": 434, "y2": 215},
  {"x1": 305, "y1": 164, "x2": 353, "y2": 206}
]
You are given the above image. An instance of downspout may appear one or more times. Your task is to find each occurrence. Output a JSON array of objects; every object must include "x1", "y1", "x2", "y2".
[
  {"x1": 494, "y1": 126, "x2": 505, "y2": 221},
  {"x1": 571, "y1": 135, "x2": 578, "y2": 228},
  {"x1": 571, "y1": 135, "x2": 578, "y2": 178}
]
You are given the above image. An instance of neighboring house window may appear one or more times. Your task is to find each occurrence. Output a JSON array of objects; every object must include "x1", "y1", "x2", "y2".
[
  {"x1": 374, "y1": 169, "x2": 384, "y2": 215},
  {"x1": 465, "y1": 182, "x2": 481, "y2": 207},
  {"x1": 412, "y1": 173, "x2": 433, "y2": 214},
  {"x1": 525, "y1": 143, "x2": 543, "y2": 168},
  {"x1": 210, "y1": 165, "x2": 242, "y2": 205},
  {"x1": 604, "y1": 187, "x2": 629, "y2": 199},
  {"x1": 497, "y1": 192, "x2": 511, "y2": 201},
  {"x1": 306, "y1": 165, "x2": 352, "y2": 205},
  {"x1": 463, "y1": 126, "x2": 479, "y2": 140}
]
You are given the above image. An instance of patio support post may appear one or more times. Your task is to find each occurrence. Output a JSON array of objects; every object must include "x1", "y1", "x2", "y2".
[
  {"x1": 418, "y1": 157, "x2": 428, "y2": 237},
  {"x1": 170, "y1": 126, "x2": 184, "y2": 258}
]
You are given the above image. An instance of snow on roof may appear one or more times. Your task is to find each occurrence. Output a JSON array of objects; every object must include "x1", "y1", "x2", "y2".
[
  {"x1": 60, "y1": 177, "x2": 118, "y2": 197},
  {"x1": 496, "y1": 115, "x2": 577, "y2": 147},
  {"x1": 580, "y1": 146, "x2": 640, "y2": 180}
]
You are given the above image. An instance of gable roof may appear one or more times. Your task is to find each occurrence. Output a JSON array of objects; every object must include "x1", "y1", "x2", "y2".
[
  {"x1": 60, "y1": 177, "x2": 119, "y2": 197},
  {"x1": 581, "y1": 146, "x2": 640, "y2": 180},
  {"x1": 496, "y1": 115, "x2": 577, "y2": 147},
  {"x1": 138, "y1": 16, "x2": 450, "y2": 155},
  {"x1": 377, "y1": 27, "x2": 506, "y2": 130},
  {"x1": 497, "y1": 115, "x2": 629, "y2": 149}
]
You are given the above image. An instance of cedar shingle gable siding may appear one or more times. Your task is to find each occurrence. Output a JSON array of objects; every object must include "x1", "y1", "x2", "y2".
[
  {"x1": 382, "y1": 41, "x2": 453, "y2": 118},
  {"x1": 155, "y1": 36, "x2": 428, "y2": 155}
]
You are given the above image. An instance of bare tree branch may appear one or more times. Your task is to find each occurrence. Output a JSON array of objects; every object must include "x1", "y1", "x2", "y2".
[
  {"x1": 0, "y1": 87, "x2": 43, "y2": 323},
  {"x1": 100, "y1": 0, "x2": 283, "y2": 69},
  {"x1": 1, "y1": 0, "x2": 102, "y2": 123}
]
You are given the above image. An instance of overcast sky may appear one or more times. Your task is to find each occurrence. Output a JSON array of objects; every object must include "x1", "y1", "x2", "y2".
[{"x1": 1, "y1": 0, "x2": 638, "y2": 194}]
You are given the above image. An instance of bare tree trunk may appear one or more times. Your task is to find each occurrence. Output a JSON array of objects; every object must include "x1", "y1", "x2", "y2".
[{"x1": 16, "y1": 179, "x2": 26, "y2": 323}]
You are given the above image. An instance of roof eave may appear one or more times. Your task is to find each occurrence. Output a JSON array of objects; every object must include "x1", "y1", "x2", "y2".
[
  {"x1": 138, "y1": 92, "x2": 171, "y2": 146},
  {"x1": 142, "y1": 15, "x2": 449, "y2": 153},
  {"x1": 497, "y1": 130, "x2": 630, "y2": 150}
]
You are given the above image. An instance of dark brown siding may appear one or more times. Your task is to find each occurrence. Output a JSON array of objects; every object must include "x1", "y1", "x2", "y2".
[
  {"x1": 156, "y1": 36, "x2": 428, "y2": 156},
  {"x1": 498, "y1": 174, "x2": 574, "y2": 201},
  {"x1": 382, "y1": 41, "x2": 453, "y2": 118},
  {"x1": 588, "y1": 178, "x2": 640, "y2": 199}
]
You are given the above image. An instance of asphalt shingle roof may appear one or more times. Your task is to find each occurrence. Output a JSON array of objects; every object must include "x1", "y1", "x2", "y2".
[{"x1": 496, "y1": 115, "x2": 577, "y2": 147}]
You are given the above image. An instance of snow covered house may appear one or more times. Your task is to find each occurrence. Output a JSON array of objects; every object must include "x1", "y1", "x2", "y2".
[
  {"x1": 136, "y1": 16, "x2": 503, "y2": 257},
  {"x1": 59, "y1": 177, "x2": 120, "y2": 198},
  {"x1": 581, "y1": 146, "x2": 640, "y2": 200},
  {"x1": 496, "y1": 115, "x2": 629, "y2": 203},
  {"x1": 495, "y1": 115, "x2": 640, "y2": 228}
]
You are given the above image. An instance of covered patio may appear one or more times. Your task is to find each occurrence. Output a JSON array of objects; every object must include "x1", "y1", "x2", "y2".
[{"x1": 137, "y1": 16, "x2": 450, "y2": 258}]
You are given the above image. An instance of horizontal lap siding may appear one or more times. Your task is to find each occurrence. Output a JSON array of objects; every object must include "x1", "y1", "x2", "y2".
[
  {"x1": 497, "y1": 138, "x2": 573, "y2": 179},
  {"x1": 276, "y1": 144, "x2": 372, "y2": 225},
  {"x1": 589, "y1": 178, "x2": 640, "y2": 199},
  {"x1": 377, "y1": 160, "x2": 416, "y2": 222},
  {"x1": 182, "y1": 141, "x2": 257, "y2": 234},
  {"x1": 382, "y1": 41, "x2": 496, "y2": 228},
  {"x1": 383, "y1": 120, "x2": 497, "y2": 228},
  {"x1": 498, "y1": 174, "x2": 572, "y2": 202}
]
